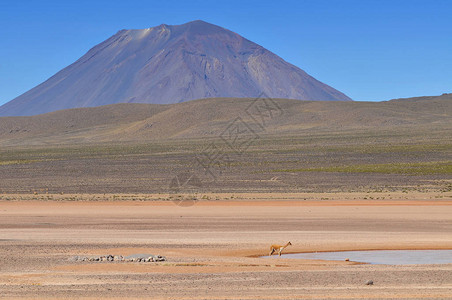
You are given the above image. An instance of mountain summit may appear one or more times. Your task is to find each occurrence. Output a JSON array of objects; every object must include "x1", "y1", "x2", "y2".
[{"x1": 0, "y1": 20, "x2": 351, "y2": 116}]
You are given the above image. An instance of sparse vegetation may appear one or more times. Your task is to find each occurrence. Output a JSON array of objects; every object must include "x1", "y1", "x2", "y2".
[
  {"x1": 0, "y1": 159, "x2": 41, "y2": 165},
  {"x1": 275, "y1": 161, "x2": 452, "y2": 175},
  {"x1": 0, "y1": 97, "x2": 451, "y2": 194}
]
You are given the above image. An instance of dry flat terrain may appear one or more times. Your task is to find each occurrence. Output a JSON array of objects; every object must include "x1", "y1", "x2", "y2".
[
  {"x1": 0, "y1": 194, "x2": 452, "y2": 299},
  {"x1": 0, "y1": 96, "x2": 451, "y2": 298}
]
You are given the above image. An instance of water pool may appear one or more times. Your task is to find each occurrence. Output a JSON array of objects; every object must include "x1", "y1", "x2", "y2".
[{"x1": 263, "y1": 250, "x2": 452, "y2": 265}]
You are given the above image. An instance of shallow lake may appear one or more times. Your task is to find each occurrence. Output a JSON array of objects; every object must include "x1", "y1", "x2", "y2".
[{"x1": 263, "y1": 250, "x2": 452, "y2": 265}]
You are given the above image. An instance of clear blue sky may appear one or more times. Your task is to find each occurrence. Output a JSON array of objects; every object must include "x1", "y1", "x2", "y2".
[{"x1": 0, "y1": 0, "x2": 451, "y2": 105}]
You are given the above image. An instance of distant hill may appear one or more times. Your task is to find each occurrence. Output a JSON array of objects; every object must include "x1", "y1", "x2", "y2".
[
  {"x1": 0, "y1": 94, "x2": 450, "y2": 147},
  {"x1": 0, "y1": 20, "x2": 351, "y2": 117}
]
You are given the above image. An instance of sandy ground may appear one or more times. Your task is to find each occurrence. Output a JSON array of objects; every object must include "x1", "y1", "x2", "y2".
[{"x1": 0, "y1": 193, "x2": 452, "y2": 299}]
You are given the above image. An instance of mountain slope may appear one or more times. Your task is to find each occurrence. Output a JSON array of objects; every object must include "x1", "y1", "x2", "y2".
[
  {"x1": 0, "y1": 20, "x2": 351, "y2": 117},
  {"x1": 0, "y1": 95, "x2": 450, "y2": 146}
]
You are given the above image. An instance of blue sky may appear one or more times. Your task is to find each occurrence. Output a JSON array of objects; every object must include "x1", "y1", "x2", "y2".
[{"x1": 0, "y1": 0, "x2": 450, "y2": 105}]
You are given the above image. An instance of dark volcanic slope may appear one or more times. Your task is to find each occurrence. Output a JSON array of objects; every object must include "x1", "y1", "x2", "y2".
[{"x1": 0, "y1": 20, "x2": 351, "y2": 117}]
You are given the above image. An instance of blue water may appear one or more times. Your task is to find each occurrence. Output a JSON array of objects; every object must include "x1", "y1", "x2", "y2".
[{"x1": 263, "y1": 250, "x2": 452, "y2": 265}]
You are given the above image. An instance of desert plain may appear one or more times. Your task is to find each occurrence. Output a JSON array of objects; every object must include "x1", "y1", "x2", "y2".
[
  {"x1": 0, "y1": 193, "x2": 452, "y2": 299},
  {"x1": 0, "y1": 96, "x2": 451, "y2": 299}
]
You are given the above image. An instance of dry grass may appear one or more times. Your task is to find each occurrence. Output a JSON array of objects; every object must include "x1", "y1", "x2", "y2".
[
  {"x1": 0, "y1": 96, "x2": 451, "y2": 194},
  {"x1": 276, "y1": 161, "x2": 452, "y2": 175}
]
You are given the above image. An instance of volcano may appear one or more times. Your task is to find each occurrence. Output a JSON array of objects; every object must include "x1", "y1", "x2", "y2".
[{"x1": 0, "y1": 20, "x2": 351, "y2": 116}]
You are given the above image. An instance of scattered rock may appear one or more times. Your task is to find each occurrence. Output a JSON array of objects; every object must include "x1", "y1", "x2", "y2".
[
  {"x1": 114, "y1": 255, "x2": 124, "y2": 261},
  {"x1": 155, "y1": 255, "x2": 166, "y2": 262},
  {"x1": 70, "y1": 253, "x2": 166, "y2": 263},
  {"x1": 68, "y1": 256, "x2": 79, "y2": 262},
  {"x1": 345, "y1": 258, "x2": 349, "y2": 261},
  {"x1": 366, "y1": 280, "x2": 374, "y2": 285}
]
